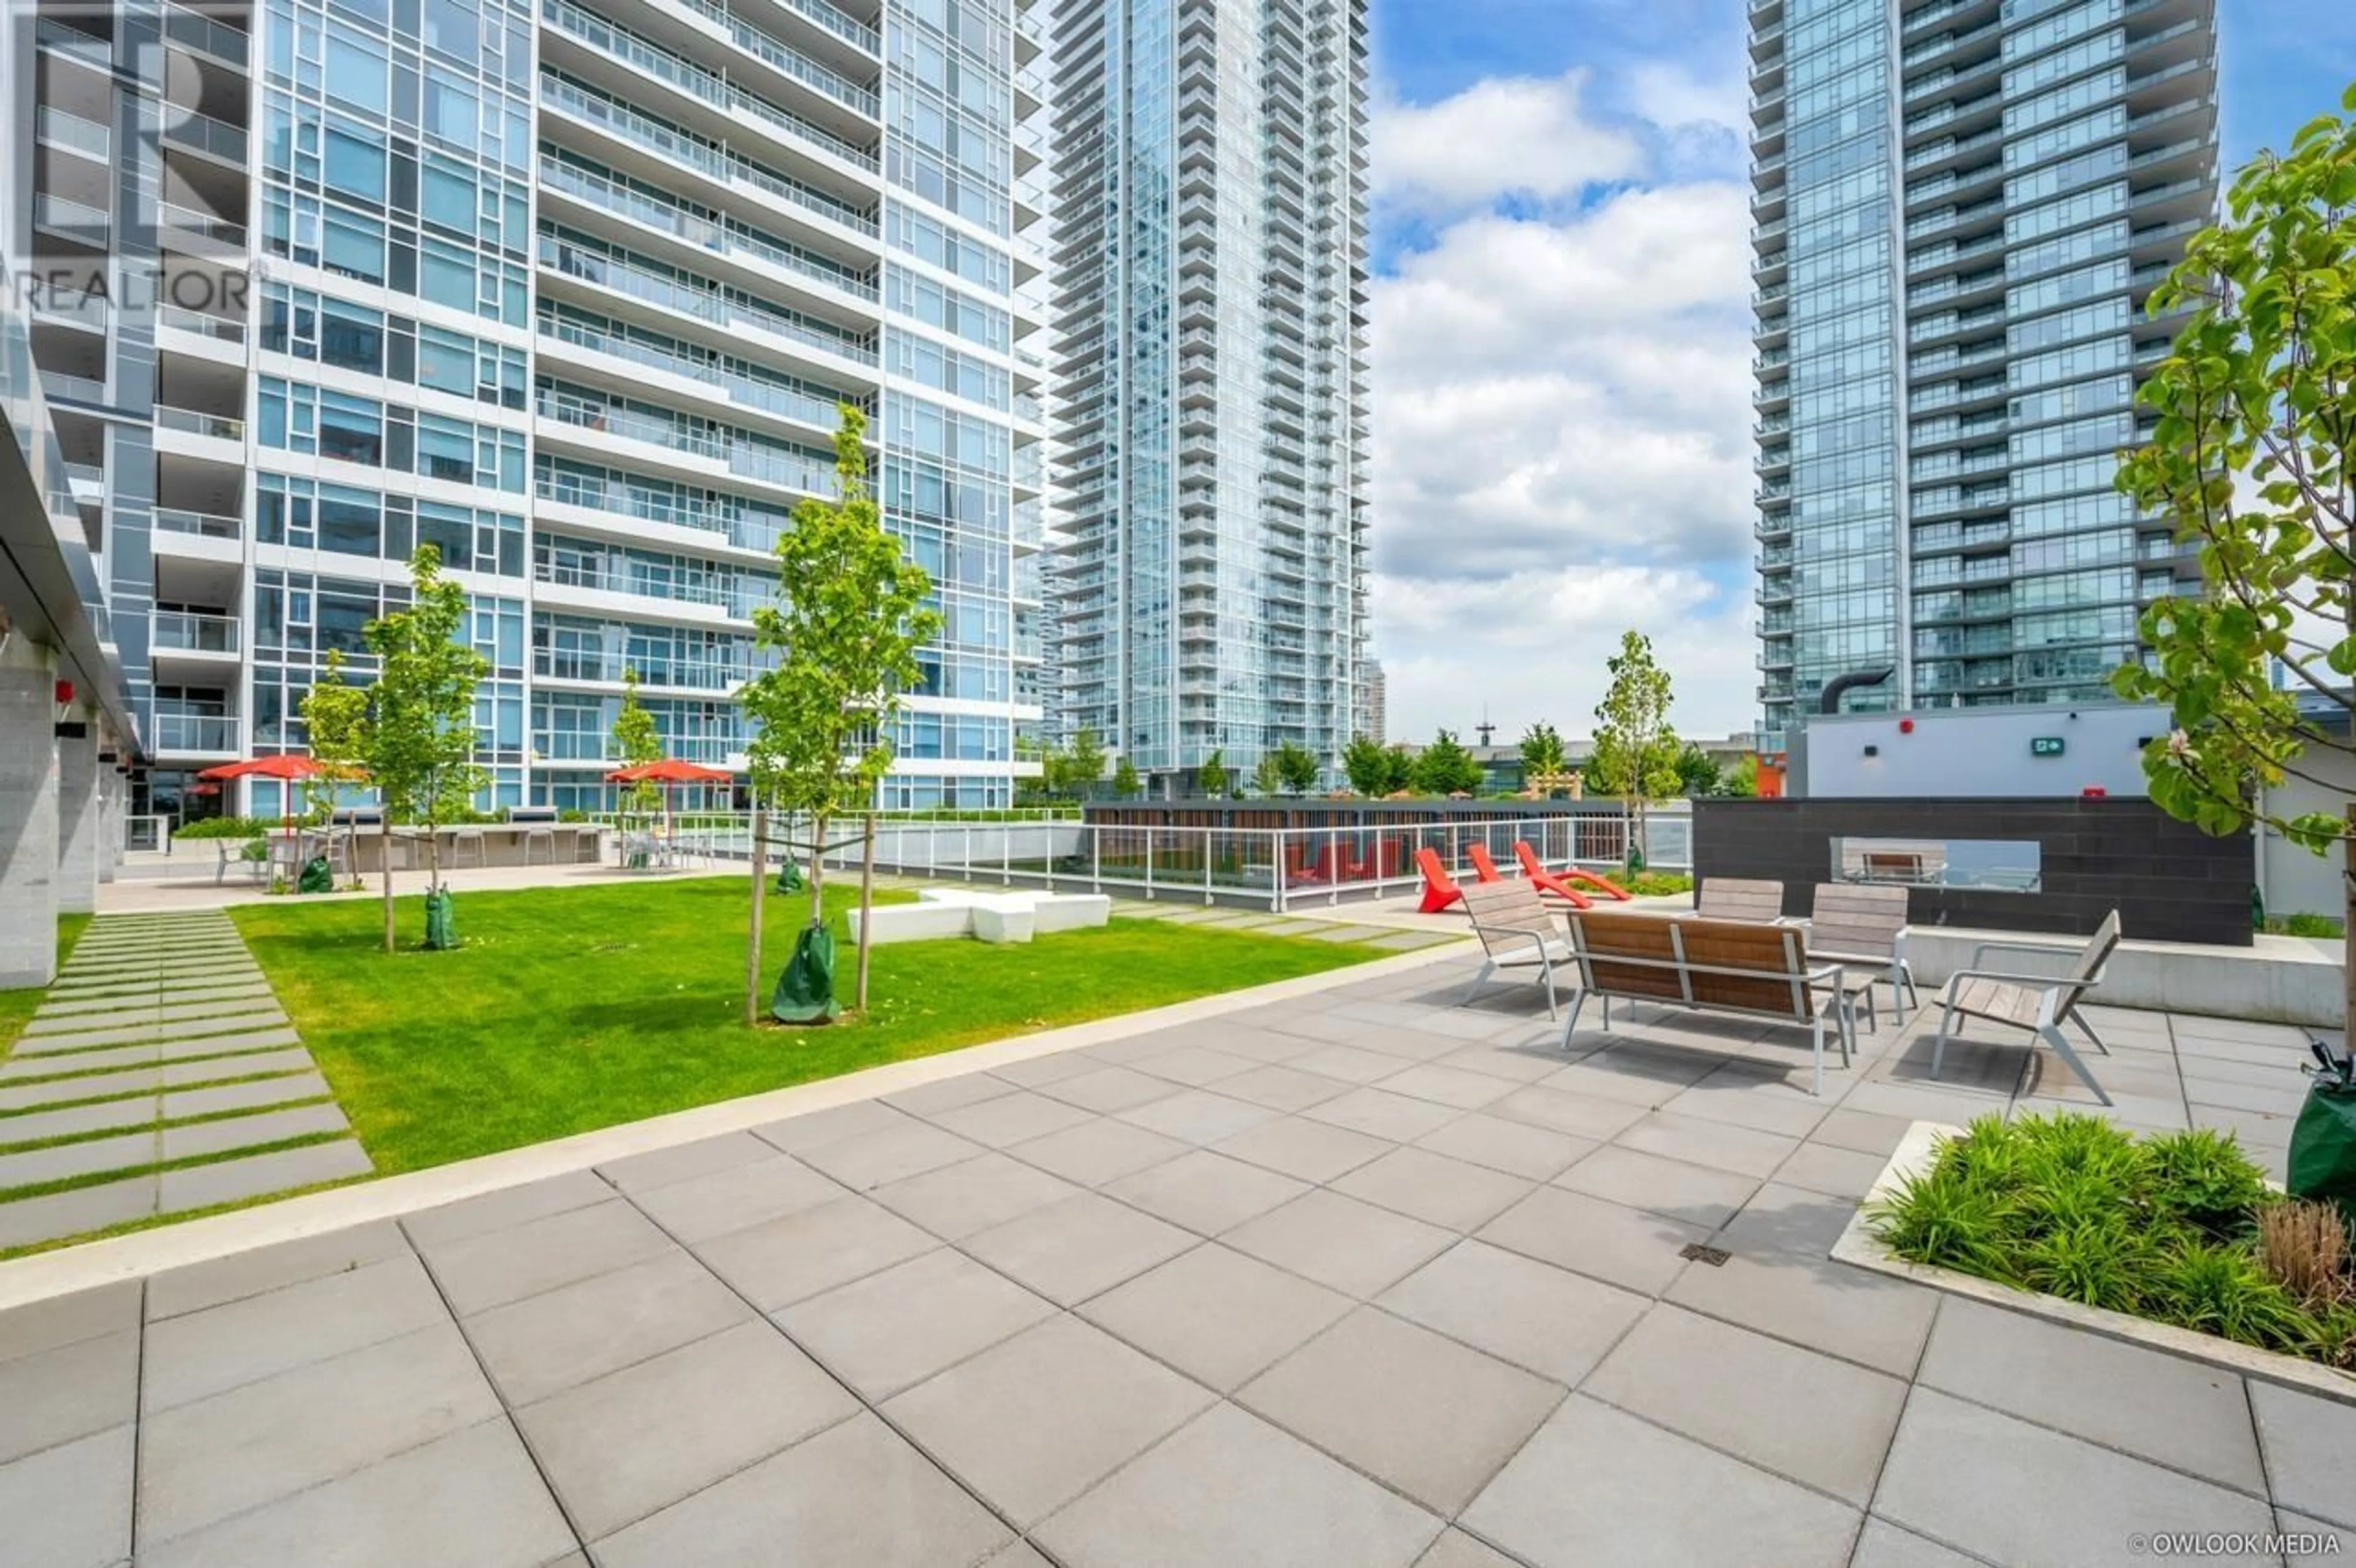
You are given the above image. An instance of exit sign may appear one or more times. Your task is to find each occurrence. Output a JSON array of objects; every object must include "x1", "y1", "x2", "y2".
[{"x1": 2030, "y1": 736, "x2": 2066, "y2": 757}]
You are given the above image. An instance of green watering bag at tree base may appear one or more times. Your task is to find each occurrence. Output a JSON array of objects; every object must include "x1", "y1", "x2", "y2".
[
  {"x1": 772, "y1": 923, "x2": 838, "y2": 1023},
  {"x1": 298, "y1": 856, "x2": 333, "y2": 894},
  {"x1": 776, "y1": 859, "x2": 806, "y2": 893},
  {"x1": 2287, "y1": 1082, "x2": 2356, "y2": 1220},
  {"x1": 423, "y1": 889, "x2": 458, "y2": 951}
]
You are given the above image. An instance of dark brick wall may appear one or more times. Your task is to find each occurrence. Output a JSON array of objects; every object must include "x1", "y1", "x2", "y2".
[{"x1": 1692, "y1": 797, "x2": 2253, "y2": 947}]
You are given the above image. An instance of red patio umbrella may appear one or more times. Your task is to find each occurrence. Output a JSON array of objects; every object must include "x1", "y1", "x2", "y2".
[
  {"x1": 605, "y1": 758, "x2": 733, "y2": 847},
  {"x1": 198, "y1": 754, "x2": 365, "y2": 857}
]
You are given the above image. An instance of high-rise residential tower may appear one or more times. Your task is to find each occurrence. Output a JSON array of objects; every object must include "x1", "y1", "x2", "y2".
[
  {"x1": 10, "y1": 0, "x2": 1048, "y2": 820},
  {"x1": 1046, "y1": 0, "x2": 1370, "y2": 793},
  {"x1": 1750, "y1": 0, "x2": 2217, "y2": 747}
]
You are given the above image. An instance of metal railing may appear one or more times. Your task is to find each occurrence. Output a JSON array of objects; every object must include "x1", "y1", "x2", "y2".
[{"x1": 593, "y1": 809, "x2": 1694, "y2": 913}]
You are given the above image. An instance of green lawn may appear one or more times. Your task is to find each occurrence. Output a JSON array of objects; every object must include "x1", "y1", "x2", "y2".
[
  {"x1": 231, "y1": 878, "x2": 1387, "y2": 1175},
  {"x1": 0, "y1": 914, "x2": 93, "y2": 1049}
]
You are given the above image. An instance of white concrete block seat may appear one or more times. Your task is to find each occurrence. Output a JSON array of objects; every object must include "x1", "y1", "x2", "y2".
[{"x1": 850, "y1": 889, "x2": 1114, "y2": 946}]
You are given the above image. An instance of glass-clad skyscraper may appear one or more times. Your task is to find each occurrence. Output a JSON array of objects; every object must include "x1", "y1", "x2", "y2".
[
  {"x1": 1750, "y1": 0, "x2": 2217, "y2": 747},
  {"x1": 1047, "y1": 0, "x2": 1369, "y2": 791},
  {"x1": 9, "y1": 0, "x2": 1047, "y2": 819}
]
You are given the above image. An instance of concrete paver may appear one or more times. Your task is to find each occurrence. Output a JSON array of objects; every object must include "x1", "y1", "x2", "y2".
[{"x1": 0, "y1": 950, "x2": 2340, "y2": 1564}]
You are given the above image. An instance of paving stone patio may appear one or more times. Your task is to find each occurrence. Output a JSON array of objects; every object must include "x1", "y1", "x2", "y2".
[
  {"x1": 0, "y1": 913, "x2": 369, "y2": 1252},
  {"x1": 0, "y1": 948, "x2": 2336, "y2": 1566}
]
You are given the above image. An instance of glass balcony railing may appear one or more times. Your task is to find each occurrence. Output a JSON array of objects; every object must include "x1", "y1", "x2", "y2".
[
  {"x1": 153, "y1": 714, "x2": 238, "y2": 751},
  {"x1": 155, "y1": 404, "x2": 245, "y2": 440},
  {"x1": 153, "y1": 610, "x2": 241, "y2": 653},
  {"x1": 538, "y1": 234, "x2": 878, "y2": 366},
  {"x1": 154, "y1": 506, "x2": 242, "y2": 539},
  {"x1": 536, "y1": 312, "x2": 853, "y2": 429},
  {"x1": 537, "y1": 155, "x2": 877, "y2": 301}
]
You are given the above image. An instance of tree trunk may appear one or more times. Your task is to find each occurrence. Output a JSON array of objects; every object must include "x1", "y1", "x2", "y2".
[
  {"x1": 380, "y1": 815, "x2": 395, "y2": 954},
  {"x1": 2344, "y1": 801, "x2": 2354, "y2": 1039},
  {"x1": 745, "y1": 804, "x2": 766, "y2": 1028},
  {"x1": 857, "y1": 813, "x2": 876, "y2": 1013},
  {"x1": 807, "y1": 810, "x2": 828, "y2": 930}
]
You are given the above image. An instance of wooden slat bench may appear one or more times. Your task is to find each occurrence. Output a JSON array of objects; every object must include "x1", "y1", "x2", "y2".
[{"x1": 1559, "y1": 910, "x2": 1866, "y2": 1096}]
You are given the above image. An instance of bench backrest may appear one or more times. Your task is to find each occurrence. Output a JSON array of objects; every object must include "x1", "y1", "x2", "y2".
[
  {"x1": 1461, "y1": 878, "x2": 1558, "y2": 956},
  {"x1": 2060, "y1": 909, "x2": 2123, "y2": 1006},
  {"x1": 1807, "y1": 882, "x2": 1908, "y2": 961},
  {"x1": 1568, "y1": 911, "x2": 1816, "y2": 1021},
  {"x1": 1862, "y1": 851, "x2": 1925, "y2": 882},
  {"x1": 1696, "y1": 877, "x2": 1785, "y2": 922}
]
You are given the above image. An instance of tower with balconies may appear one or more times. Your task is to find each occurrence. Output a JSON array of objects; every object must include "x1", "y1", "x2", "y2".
[
  {"x1": 1750, "y1": 0, "x2": 2217, "y2": 749},
  {"x1": 1046, "y1": 0, "x2": 1370, "y2": 794},
  {"x1": 10, "y1": 0, "x2": 1049, "y2": 821}
]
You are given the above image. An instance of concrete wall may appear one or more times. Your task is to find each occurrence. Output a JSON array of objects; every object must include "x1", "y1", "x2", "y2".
[
  {"x1": 1693, "y1": 796, "x2": 2253, "y2": 945},
  {"x1": 2257, "y1": 746, "x2": 2356, "y2": 924},
  {"x1": 1796, "y1": 704, "x2": 2163, "y2": 801}
]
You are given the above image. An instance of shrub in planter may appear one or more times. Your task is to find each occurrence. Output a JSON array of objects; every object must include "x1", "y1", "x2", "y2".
[{"x1": 1869, "y1": 1111, "x2": 2356, "y2": 1366}]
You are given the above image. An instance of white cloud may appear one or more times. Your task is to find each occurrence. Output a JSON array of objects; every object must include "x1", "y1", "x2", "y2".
[
  {"x1": 1374, "y1": 568, "x2": 1760, "y2": 744},
  {"x1": 1366, "y1": 60, "x2": 1760, "y2": 745},
  {"x1": 1370, "y1": 71, "x2": 1646, "y2": 215}
]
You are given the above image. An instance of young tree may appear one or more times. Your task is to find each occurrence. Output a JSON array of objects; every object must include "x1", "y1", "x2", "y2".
[
  {"x1": 1112, "y1": 756, "x2": 1143, "y2": 798},
  {"x1": 1413, "y1": 729, "x2": 1484, "y2": 796},
  {"x1": 1253, "y1": 751, "x2": 1285, "y2": 797},
  {"x1": 1196, "y1": 748, "x2": 1228, "y2": 797},
  {"x1": 740, "y1": 405, "x2": 942, "y2": 1021},
  {"x1": 1591, "y1": 631, "x2": 1682, "y2": 869},
  {"x1": 2110, "y1": 92, "x2": 2356, "y2": 1019},
  {"x1": 1673, "y1": 741, "x2": 1723, "y2": 799},
  {"x1": 1382, "y1": 743, "x2": 1417, "y2": 794},
  {"x1": 610, "y1": 666, "x2": 664, "y2": 830},
  {"x1": 334, "y1": 546, "x2": 490, "y2": 952},
  {"x1": 1064, "y1": 726, "x2": 1106, "y2": 801},
  {"x1": 1342, "y1": 733, "x2": 1393, "y2": 795},
  {"x1": 1727, "y1": 753, "x2": 1762, "y2": 798},
  {"x1": 298, "y1": 648, "x2": 370, "y2": 883},
  {"x1": 1276, "y1": 740, "x2": 1322, "y2": 796},
  {"x1": 1520, "y1": 723, "x2": 1568, "y2": 792}
]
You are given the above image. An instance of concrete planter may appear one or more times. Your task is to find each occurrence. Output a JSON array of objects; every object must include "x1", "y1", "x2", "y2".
[{"x1": 1833, "y1": 1121, "x2": 2356, "y2": 1409}]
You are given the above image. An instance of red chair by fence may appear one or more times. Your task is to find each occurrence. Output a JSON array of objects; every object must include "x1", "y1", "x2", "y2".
[
  {"x1": 1465, "y1": 843, "x2": 1507, "y2": 883},
  {"x1": 1415, "y1": 847, "x2": 1466, "y2": 913},
  {"x1": 1515, "y1": 840, "x2": 1631, "y2": 904}
]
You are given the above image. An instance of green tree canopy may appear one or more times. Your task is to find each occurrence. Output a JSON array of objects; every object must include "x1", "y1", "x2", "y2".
[
  {"x1": 1196, "y1": 748, "x2": 1228, "y2": 797},
  {"x1": 1253, "y1": 751, "x2": 1284, "y2": 796},
  {"x1": 1673, "y1": 741, "x2": 1722, "y2": 798},
  {"x1": 1520, "y1": 722, "x2": 1568, "y2": 786},
  {"x1": 610, "y1": 666, "x2": 664, "y2": 823},
  {"x1": 2111, "y1": 88, "x2": 2356, "y2": 1017},
  {"x1": 1591, "y1": 631, "x2": 1682, "y2": 867},
  {"x1": 1060, "y1": 727, "x2": 1107, "y2": 800},
  {"x1": 1112, "y1": 756, "x2": 1143, "y2": 797},
  {"x1": 1413, "y1": 729, "x2": 1484, "y2": 796},
  {"x1": 740, "y1": 404, "x2": 941, "y2": 1014},
  {"x1": 1275, "y1": 740, "x2": 1322, "y2": 795},
  {"x1": 1342, "y1": 734, "x2": 1393, "y2": 795}
]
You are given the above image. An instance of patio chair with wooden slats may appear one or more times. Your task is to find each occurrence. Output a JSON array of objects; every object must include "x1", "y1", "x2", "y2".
[
  {"x1": 1457, "y1": 878, "x2": 1572, "y2": 1017},
  {"x1": 1690, "y1": 877, "x2": 1785, "y2": 923},
  {"x1": 1929, "y1": 910, "x2": 2120, "y2": 1105},
  {"x1": 1806, "y1": 882, "x2": 1915, "y2": 1030}
]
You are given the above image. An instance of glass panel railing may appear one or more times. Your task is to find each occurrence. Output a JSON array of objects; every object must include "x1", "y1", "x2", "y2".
[
  {"x1": 535, "y1": 310, "x2": 850, "y2": 428},
  {"x1": 154, "y1": 610, "x2": 241, "y2": 653},
  {"x1": 153, "y1": 714, "x2": 239, "y2": 751},
  {"x1": 36, "y1": 106, "x2": 110, "y2": 158},
  {"x1": 154, "y1": 507, "x2": 243, "y2": 539},
  {"x1": 155, "y1": 404, "x2": 245, "y2": 439},
  {"x1": 537, "y1": 155, "x2": 877, "y2": 301},
  {"x1": 537, "y1": 233, "x2": 878, "y2": 365},
  {"x1": 162, "y1": 107, "x2": 248, "y2": 162}
]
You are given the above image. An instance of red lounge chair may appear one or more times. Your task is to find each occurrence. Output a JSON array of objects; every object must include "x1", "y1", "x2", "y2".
[
  {"x1": 1415, "y1": 847, "x2": 1465, "y2": 913},
  {"x1": 1465, "y1": 843, "x2": 1506, "y2": 882},
  {"x1": 1515, "y1": 840, "x2": 1631, "y2": 903}
]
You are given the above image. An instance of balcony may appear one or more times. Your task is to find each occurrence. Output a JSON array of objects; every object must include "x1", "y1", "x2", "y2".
[
  {"x1": 155, "y1": 405, "x2": 245, "y2": 441},
  {"x1": 152, "y1": 714, "x2": 239, "y2": 753},
  {"x1": 161, "y1": 107, "x2": 247, "y2": 164},
  {"x1": 155, "y1": 507, "x2": 243, "y2": 540},
  {"x1": 153, "y1": 610, "x2": 241, "y2": 655}
]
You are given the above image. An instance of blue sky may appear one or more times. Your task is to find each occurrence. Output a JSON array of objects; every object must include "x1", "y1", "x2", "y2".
[{"x1": 1361, "y1": 0, "x2": 2356, "y2": 745}]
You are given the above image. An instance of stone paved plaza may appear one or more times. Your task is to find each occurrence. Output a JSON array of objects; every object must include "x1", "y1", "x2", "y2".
[{"x1": 0, "y1": 947, "x2": 2342, "y2": 1568}]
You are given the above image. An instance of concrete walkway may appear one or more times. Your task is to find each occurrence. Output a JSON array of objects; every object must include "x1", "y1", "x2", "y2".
[
  {"x1": 0, "y1": 913, "x2": 368, "y2": 1251},
  {"x1": 0, "y1": 950, "x2": 2339, "y2": 1567}
]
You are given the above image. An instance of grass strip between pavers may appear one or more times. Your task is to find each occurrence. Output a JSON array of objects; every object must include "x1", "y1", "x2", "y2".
[
  {"x1": 0, "y1": 1039, "x2": 304, "y2": 1088},
  {"x1": 0, "y1": 1068, "x2": 318, "y2": 1121},
  {"x1": 0, "y1": 1131, "x2": 349, "y2": 1205},
  {"x1": 0, "y1": 1096, "x2": 338, "y2": 1158},
  {"x1": 12, "y1": 1012, "x2": 290, "y2": 1057}
]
